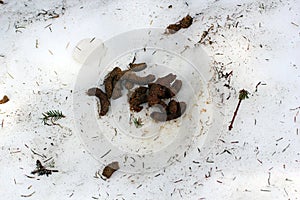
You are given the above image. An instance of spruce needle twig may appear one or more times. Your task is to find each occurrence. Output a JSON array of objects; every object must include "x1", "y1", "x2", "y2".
[{"x1": 41, "y1": 110, "x2": 65, "y2": 127}]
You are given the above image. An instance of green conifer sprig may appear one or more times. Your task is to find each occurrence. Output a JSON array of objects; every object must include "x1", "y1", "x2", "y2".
[{"x1": 41, "y1": 110, "x2": 65, "y2": 126}]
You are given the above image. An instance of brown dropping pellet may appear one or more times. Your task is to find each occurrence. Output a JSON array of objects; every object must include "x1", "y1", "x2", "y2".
[
  {"x1": 129, "y1": 63, "x2": 147, "y2": 72},
  {"x1": 87, "y1": 88, "x2": 110, "y2": 116},
  {"x1": 102, "y1": 161, "x2": 119, "y2": 179},
  {"x1": 0, "y1": 95, "x2": 9, "y2": 104}
]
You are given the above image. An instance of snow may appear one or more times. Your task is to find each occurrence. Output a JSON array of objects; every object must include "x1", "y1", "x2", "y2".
[{"x1": 0, "y1": 0, "x2": 300, "y2": 199}]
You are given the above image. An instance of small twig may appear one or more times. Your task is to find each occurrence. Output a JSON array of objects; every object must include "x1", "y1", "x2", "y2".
[
  {"x1": 31, "y1": 160, "x2": 58, "y2": 176},
  {"x1": 254, "y1": 81, "x2": 266, "y2": 92},
  {"x1": 50, "y1": 118, "x2": 63, "y2": 128},
  {"x1": 90, "y1": 37, "x2": 96, "y2": 43},
  {"x1": 255, "y1": 82, "x2": 261, "y2": 92},
  {"x1": 21, "y1": 191, "x2": 35, "y2": 198},
  {"x1": 291, "y1": 22, "x2": 299, "y2": 27},
  {"x1": 290, "y1": 106, "x2": 300, "y2": 111},
  {"x1": 44, "y1": 23, "x2": 52, "y2": 29},
  {"x1": 100, "y1": 149, "x2": 111, "y2": 158},
  {"x1": 282, "y1": 144, "x2": 290, "y2": 153},
  {"x1": 24, "y1": 174, "x2": 35, "y2": 179},
  {"x1": 198, "y1": 24, "x2": 214, "y2": 44},
  {"x1": 260, "y1": 189, "x2": 271, "y2": 192},
  {"x1": 257, "y1": 159, "x2": 263, "y2": 164},
  {"x1": 228, "y1": 89, "x2": 249, "y2": 131},
  {"x1": 221, "y1": 149, "x2": 232, "y2": 155},
  {"x1": 199, "y1": 31, "x2": 208, "y2": 43},
  {"x1": 174, "y1": 179, "x2": 183, "y2": 183},
  {"x1": 43, "y1": 157, "x2": 53, "y2": 163},
  {"x1": 293, "y1": 110, "x2": 299, "y2": 123},
  {"x1": 284, "y1": 188, "x2": 289, "y2": 196},
  {"x1": 31, "y1": 149, "x2": 47, "y2": 158}
]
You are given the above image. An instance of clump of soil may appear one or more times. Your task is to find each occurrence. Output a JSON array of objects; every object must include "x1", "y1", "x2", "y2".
[{"x1": 166, "y1": 14, "x2": 193, "y2": 34}]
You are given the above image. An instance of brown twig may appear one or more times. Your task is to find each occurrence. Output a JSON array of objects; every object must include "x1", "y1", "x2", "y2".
[{"x1": 228, "y1": 89, "x2": 249, "y2": 131}]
